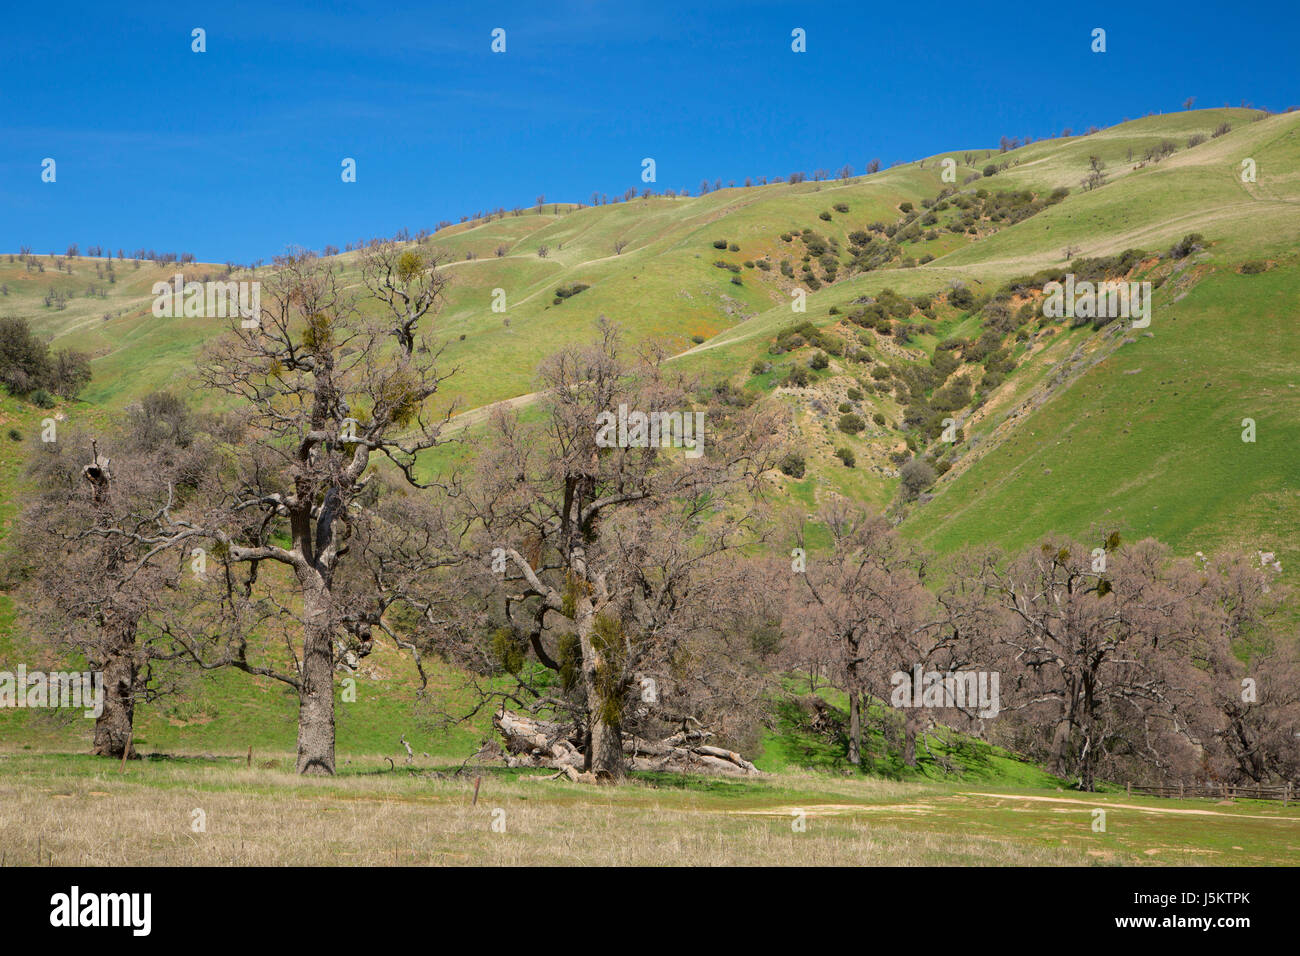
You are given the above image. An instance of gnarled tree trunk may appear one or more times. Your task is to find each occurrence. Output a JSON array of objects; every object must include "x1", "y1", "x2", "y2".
[
  {"x1": 91, "y1": 621, "x2": 138, "y2": 759},
  {"x1": 295, "y1": 578, "x2": 336, "y2": 775},
  {"x1": 847, "y1": 683, "x2": 862, "y2": 766},
  {"x1": 576, "y1": 604, "x2": 626, "y2": 781},
  {"x1": 83, "y1": 447, "x2": 140, "y2": 761},
  {"x1": 490, "y1": 710, "x2": 759, "y2": 779},
  {"x1": 587, "y1": 711, "x2": 626, "y2": 781}
]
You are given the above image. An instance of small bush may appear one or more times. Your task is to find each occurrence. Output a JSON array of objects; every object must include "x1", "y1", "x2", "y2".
[
  {"x1": 837, "y1": 412, "x2": 866, "y2": 435},
  {"x1": 810, "y1": 352, "x2": 829, "y2": 370},
  {"x1": 834, "y1": 447, "x2": 856, "y2": 467},
  {"x1": 899, "y1": 458, "x2": 937, "y2": 499},
  {"x1": 690, "y1": 334, "x2": 705, "y2": 344},
  {"x1": 30, "y1": 388, "x2": 55, "y2": 408},
  {"x1": 713, "y1": 239, "x2": 728, "y2": 249},
  {"x1": 833, "y1": 202, "x2": 849, "y2": 213},
  {"x1": 728, "y1": 243, "x2": 740, "y2": 252},
  {"x1": 1240, "y1": 260, "x2": 1268, "y2": 275},
  {"x1": 948, "y1": 284, "x2": 975, "y2": 309},
  {"x1": 778, "y1": 452, "x2": 806, "y2": 478},
  {"x1": 6, "y1": 428, "x2": 21, "y2": 442},
  {"x1": 872, "y1": 412, "x2": 886, "y2": 426},
  {"x1": 1167, "y1": 233, "x2": 1204, "y2": 260}
]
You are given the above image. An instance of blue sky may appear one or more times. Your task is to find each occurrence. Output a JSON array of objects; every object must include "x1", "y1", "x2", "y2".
[{"x1": 2, "y1": 0, "x2": 1296, "y2": 262}]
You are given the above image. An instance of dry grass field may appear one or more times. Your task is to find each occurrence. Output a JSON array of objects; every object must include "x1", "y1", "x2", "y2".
[{"x1": 4, "y1": 752, "x2": 1299, "y2": 866}]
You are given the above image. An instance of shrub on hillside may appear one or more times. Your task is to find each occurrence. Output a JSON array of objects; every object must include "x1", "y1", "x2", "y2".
[
  {"x1": 834, "y1": 447, "x2": 856, "y2": 467},
  {"x1": 1145, "y1": 140, "x2": 1178, "y2": 162},
  {"x1": 837, "y1": 412, "x2": 866, "y2": 434},
  {"x1": 553, "y1": 283, "x2": 590, "y2": 304},
  {"x1": 1167, "y1": 233, "x2": 1204, "y2": 260},
  {"x1": 1240, "y1": 260, "x2": 1268, "y2": 274},
  {"x1": 778, "y1": 452, "x2": 806, "y2": 478},
  {"x1": 899, "y1": 458, "x2": 937, "y2": 499},
  {"x1": 947, "y1": 284, "x2": 975, "y2": 309},
  {"x1": 0, "y1": 316, "x2": 92, "y2": 400}
]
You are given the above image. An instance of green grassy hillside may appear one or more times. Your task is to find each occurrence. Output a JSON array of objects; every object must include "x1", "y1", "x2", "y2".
[{"x1": 2, "y1": 105, "x2": 1297, "y2": 765}]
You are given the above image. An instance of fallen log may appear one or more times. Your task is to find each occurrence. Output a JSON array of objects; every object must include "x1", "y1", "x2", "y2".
[{"x1": 489, "y1": 709, "x2": 760, "y2": 778}]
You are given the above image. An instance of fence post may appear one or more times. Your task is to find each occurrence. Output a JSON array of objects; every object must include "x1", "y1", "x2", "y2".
[
  {"x1": 1126, "y1": 781, "x2": 1131, "y2": 795},
  {"x1": 1179, "y1": 781, "x2": 1185, "y2": 799}
]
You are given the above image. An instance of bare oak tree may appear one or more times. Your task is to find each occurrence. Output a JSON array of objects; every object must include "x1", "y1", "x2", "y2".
[
  {"x1": 458, "y1": 322, "x2": 782, "y2": 780},
  {"x1": 14, "y1": 406, "x2": 212, "y2": 758},
  {"x1": 88, "y1": 247, "x2": 457, "y2": 774}
]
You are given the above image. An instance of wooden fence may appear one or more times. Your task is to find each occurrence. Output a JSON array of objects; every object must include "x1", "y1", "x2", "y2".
[{"x1": 1126, "y1": 781, "x2": 1294, "y2": 805}]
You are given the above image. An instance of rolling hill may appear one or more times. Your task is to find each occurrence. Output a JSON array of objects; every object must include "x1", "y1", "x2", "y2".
[{"x1": 2, "y1": 104, "x2": 1297, "y2": 759}]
